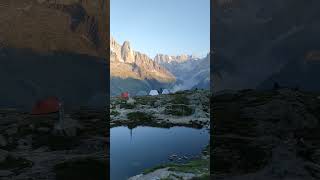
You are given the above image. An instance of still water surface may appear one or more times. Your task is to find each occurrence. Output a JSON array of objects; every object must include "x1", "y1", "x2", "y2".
[{"x1": 110, "y1": 126, "x2": 209, "y2": 180}]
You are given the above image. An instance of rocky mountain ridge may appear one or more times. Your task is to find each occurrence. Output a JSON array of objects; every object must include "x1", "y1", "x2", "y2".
[
  {"x1": 154, "y1": 54, "x2": 198, "y2": 64},
  {"x1": 155, "y1": 53, "x2": 210, "y2": 91},
  {"x1": 110, "y1": 37, "x2": 175, "y2": 82}
]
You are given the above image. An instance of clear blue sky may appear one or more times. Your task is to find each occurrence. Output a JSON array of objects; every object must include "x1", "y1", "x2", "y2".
[{"x1": 111, "y1": 0, "x2": 210, "y2": 58}]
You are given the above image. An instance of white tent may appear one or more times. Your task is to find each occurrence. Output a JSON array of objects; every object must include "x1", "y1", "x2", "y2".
[
  {"x1": 149, "y1": 90, "x2": 159, "y2": 96},
  {"x1": 162, "y1": 89, "x2": 170, "y2": 94}
]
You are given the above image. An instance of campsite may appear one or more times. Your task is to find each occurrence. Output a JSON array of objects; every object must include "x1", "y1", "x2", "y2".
[{"x1": 110, "y1": 89, "x2": 210, "y2": 179}]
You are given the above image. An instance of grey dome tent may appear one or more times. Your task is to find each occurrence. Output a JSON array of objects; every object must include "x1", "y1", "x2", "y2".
[
  {"x1": 161, "y1": 89, "x2": 170, "y2": 94},
  {"x1": 149, "y1": 90, "x2": 159, "y2": 96}
]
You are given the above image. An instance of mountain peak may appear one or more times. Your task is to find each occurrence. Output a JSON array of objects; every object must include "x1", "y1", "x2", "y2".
[
  {"x1": 110, "y1": 37, "x2": 175, "y2": 82},
  {"x1": 154, "y1": 54, "x2": 197, "y2": 64},
  {"x1": 121, "y1": 41, "x2": 135, "y2": 63}
]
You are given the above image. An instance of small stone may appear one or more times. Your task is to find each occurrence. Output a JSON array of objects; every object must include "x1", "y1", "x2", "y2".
[
  {"x1": 37, "y1": 127, "x2": 50, "y2": 133},
  {"x1": 5, "y1": 127, "x2": 17, "y2": 136},
  {"x1": 0, "y1": 149, "x2": 9, "y2": 163},
  {"x1": 127, "y1": 98, "x2": 136, "y2": 105},
  {"x1": 0, "y1": 170, "x2": 13, "y2": 177},
  {"x1": 0, "y1": 135, "x2": 7, "y2": 147}
]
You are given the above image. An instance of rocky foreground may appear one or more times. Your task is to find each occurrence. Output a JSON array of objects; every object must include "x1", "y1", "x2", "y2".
[
  {"x1": 0, "y1": 108, "x2": 108, "y2": 180},
  {"x1": 111, "y1": 90, "x2": 210, "y2": 180},
  {"x1": 212, "y1": 88, "x2": 320, "y2": 180},
  {"x1": 110, "y1": 89, "x2": 210, "y2": 129},
  {"x1": 128, "y1": 146, "x2": 210, "y2": 180}
]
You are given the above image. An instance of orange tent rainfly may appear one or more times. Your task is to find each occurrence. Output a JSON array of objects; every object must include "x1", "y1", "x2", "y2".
[
  {"x1": 120, "y1": 92, "x2": 129, "y2": 100},
  {"x1": 31, "y1": 97, "x2": 60, "y2": 115}
]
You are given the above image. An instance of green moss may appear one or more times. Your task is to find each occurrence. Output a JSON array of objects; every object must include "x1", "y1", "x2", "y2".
[
  {"x1": 135, "y1": 96, "x2": 158, "y2": 106},
  {"x1": 120, "y1": 102, "x2": 135, "y2": 109},
  {"x1": 143, "y1": 164, "x2": 171, "y2": 174},
  {"x1": 110, "y1": 110, "x2": 120, "y2": 116},
  {"x1": 54, "y1": 158, "x2": 108, "y2": 180},
  {"x1": 167, "y1": 159, "x2": 209, "y2": 174},
  {"x1": 170, "y1": 94, "x2": 190, "y2": 105},
  {"x1": 127, "y1": 112, "x2": 153, "y2": 122}
]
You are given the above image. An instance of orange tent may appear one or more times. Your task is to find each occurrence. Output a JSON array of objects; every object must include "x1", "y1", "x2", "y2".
[
  {"x1": 31, "y1": 97, "x2": 60, "y2": 115},
  {"x1": 120, "y1": 92, "x2": 129, "y2": 100}
]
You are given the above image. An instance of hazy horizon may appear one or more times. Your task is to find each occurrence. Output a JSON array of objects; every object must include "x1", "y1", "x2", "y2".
[{"x1": 111, "y1": 0, "x2": 210, "y2": 58}]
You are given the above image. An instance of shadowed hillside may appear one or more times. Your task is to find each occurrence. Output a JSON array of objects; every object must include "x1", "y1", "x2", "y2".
[
  {"x1": 213, "y1": 0, "x2": 320, "y2": 92},
  {"x1": 0, "y1": 0, "x2": 109, "y2": 110},
  {"x1": 0, "y1": 48, "x2": 108, "y2": 110}
]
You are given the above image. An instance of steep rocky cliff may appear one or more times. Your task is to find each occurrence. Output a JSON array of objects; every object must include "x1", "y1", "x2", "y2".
[
  {"x1": 110, "y1": 37, "x2": 175, "y2": 82},
  {"x1": 110, "y1": 37, "x2": 175, "y2": 96}
]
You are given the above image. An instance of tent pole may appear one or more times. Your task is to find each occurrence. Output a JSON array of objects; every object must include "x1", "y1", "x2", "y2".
[{"x1": 59, "y1": 101, "x2": 64, "y2": 129}]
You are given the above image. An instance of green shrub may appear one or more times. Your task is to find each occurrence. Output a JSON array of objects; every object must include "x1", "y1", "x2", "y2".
[
  {"x1": 165, "y1": 104, "x2": 193, "y2": 116},
  {"x1": 127, "y1": 112, "x2": 153, "y2": 122},
  {"x1": 110, "y1": 110, "x2": 120, "y2": 116}
]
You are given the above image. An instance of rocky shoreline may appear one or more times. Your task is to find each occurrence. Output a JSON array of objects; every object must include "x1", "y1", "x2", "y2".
[{"x1": 128, "y1": 146, "x2": 210, "y2": 180}]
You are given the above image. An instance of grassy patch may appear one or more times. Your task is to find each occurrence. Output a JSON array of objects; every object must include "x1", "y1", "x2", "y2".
[
  {"x1": 125, "y1": 112, "x2": 155, "y2": 129},
  {"x1": 134, "y1": 96, "x2": 158, "y2": 106},
  {"x1": 167, "y1": 159, "x2": 209, "y2": 174},
  {"x1": 127, "y1": 112, "x2": 153, "y2": 122},
  {"x1": 165, "y1": 104, "x2": 193, "y2": 116},
  {"x1": 110, "y1": 110, "x2": 120, "y2": 116},
  {"x1": 54, "y1": 158, "x2": 108, "y2": 180},
  {"x1": 170, "y1": 94, "x2": 190, "y2": 105},
  {"x1": 120, "y1": 103, "x2": 135, "y2": 109}
]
